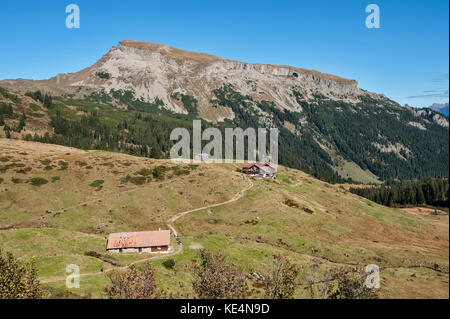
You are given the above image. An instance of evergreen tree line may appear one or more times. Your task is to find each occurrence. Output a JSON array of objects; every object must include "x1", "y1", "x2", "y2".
[
  {"x1": 350, "y1": 178, "x2": 449, "y2": 208},
  {"x1": 0, "y1": 102, "x2": 26, "y2": 134},
  {"x1": 212, "y1": 85, "x2": 347, "y2": 183},
  {"x1": 25, "y1": 91, "x2": 53, "y2": 108},
  {"x1": 34, "y1": 108, "x2": 280, "y2": 165},
  {"x1": 0, "y1": 103, "x2": 13, "y2": 127},
  {"x1": 292, "y1": 92, "x2": 449, "y2": 181},
  {"x1": 0, "y1": 102, "x2": 14, "y2": 117},
  {"x1": 17, "y1": 87, "x2": 449, "y2": 185},
  {"x1": 28, "y1": 110, "x2": 192, "y2": 159}
]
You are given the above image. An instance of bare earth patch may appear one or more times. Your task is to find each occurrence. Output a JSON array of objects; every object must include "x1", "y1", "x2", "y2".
[{"x1": 188, "y1": 242, "x2": 204, "y2": 250}]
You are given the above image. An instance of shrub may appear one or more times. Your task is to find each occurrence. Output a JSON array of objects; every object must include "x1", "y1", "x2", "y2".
[
  {"x1": 129, "y1": 176, "x2": 146, "y2": 185},
  {"x1": 84, "y1": 251, "x2": 121, "y2": 267},
  {"x1": 16, "y1": 167, "x2": 32, "y2": 174},
  {"x1": 302, "y1": 206, "x2": 314, "y2": 214},
  {"x1": 327, "y1": 267, "x2": 378, "y2": 299},
  {"x1": 264, "y1": 255, "x2": 299, "y2": 299},
  {"x1": 0, "y1": 87, "x2": 21, "y2": 104},
  {"x1": 172, "y1": 166, "x2": 190, "y2": 176},
  {"x1": 152, "y1": 166, "x2": 167, "y2": 180},
  {"x1": 306, "y1": 266, "x2": 378, "y2": 299},
  {"x1": 120, "y1": 175, "x2": 147, "y2": 185},
  {"x1": 134, "y1": 168, "x2": 152, "y2": 176},
  {"x1": 58, "y1": 161, "x2": 69, "y2": 170},
  {"x1": 89, "y1": 180, "x2": 104, "y2": 188},
  {"x1": 40, "y1": 159, "x2": 51, "y2": 166},
  {"x1": 283, "y1": 198, "x2": 299, "y2": 208},
  {"x1": 51, "y1": 176, "x2": 60, "y2": 182},
  {"x1": 95, "y1": 72, "x2": 111, "y2": 80},
  {"x1": 162, "y1": 259, "x2": 176, "y2": 270},
  {"x1": 31, "y1": 177, "x2": 48, "y2": 186},
  {"x1": 29, "y1": 103, "x2": 40, "y2": 111},
  {"x1": 192, "y1": 249, "x2": 248, "y2": 299},
  {"x1": 0, "y1": 249, "x2": 43, "y2": 299},
  {"x1": 104, "y1": 262, "x2": 156, "y2": 299},
  {"x1": 76, "y1": 161, "x2": 87, "y2": 167},
  {"x1": 28, "y1": 112, "x2": 45, "y2": 118}
]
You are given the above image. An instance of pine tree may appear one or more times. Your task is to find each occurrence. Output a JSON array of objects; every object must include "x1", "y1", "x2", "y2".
[
  {"x1": 4, "y1": 125, "x2": 11, "y2": 138},
  {"x1": 15, "y1": 112, "x2": 26, "y2": 132},
  {"x1": 416, "y1": 187, "x2": 425, "y2": 205}
]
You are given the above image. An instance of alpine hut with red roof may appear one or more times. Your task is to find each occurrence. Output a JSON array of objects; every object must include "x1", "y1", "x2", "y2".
[
  {"x1": 106, "y1": 230, "x2": 171, "y2": 253},
  {"x1": 242, "y1": 162, "x2": 277, "y2": 178}
]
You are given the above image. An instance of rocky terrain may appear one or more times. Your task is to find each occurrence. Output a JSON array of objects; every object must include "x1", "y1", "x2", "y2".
[{"x1": 0, "y1": 40, "x2": 381, "y2": 122}]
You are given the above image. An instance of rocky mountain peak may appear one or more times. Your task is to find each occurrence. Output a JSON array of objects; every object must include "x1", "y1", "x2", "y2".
[{"x1": 0, "y1": 40, "x2": 377, "y2": 121}]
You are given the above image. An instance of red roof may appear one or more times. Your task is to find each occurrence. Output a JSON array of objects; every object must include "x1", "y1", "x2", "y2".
[
  {"x1": 242, "y1": 162, "x2": 277, "y2": 173},
  {"x1": 107, "y1": 230, "x2": 170, "y2": 249},
  {"x1": 243, "y1": 162, "x2": 277, "y2": 167},
  {"x1": 265, "y1": 162, "x2": 278, "y2": 168}
]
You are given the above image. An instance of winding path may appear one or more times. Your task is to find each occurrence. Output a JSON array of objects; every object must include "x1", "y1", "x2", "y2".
[
  {"x1": 41, "y1": 173, "x2": 254, "y2": 284},
  {"x1": 167, "y1": 174, "x2": 254, "y2": 237}
]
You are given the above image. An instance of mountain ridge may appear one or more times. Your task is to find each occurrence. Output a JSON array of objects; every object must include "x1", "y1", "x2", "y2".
[
  {"x1": 0, "y1": 40, "x2": 364, "y2": 121},
  {"x1": 0, "y1": 41, "x2": 448, "y2": 183},
  {"x1": 118, "y1": 40, "x2": 358, "y2": 85}
]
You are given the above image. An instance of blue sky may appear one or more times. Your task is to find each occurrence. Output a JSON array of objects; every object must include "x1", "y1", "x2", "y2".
[{"x1": 0, "y1": 0, "x2": 448, "y2": 108}]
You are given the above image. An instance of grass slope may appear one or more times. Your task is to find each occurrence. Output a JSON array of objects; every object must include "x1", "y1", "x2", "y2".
[{"x1": 0, "y1": 139, "x2": 448, "y2": 298}]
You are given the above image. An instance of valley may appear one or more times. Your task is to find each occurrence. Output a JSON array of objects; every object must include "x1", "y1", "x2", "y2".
[{"x1": 0, "y1": 40, "x2": 448, "y2": 300}]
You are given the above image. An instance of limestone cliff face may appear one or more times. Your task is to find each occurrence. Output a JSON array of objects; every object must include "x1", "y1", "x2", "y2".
[{"x1": 0, "y1": 40, "x2": 368, "y2": 122}]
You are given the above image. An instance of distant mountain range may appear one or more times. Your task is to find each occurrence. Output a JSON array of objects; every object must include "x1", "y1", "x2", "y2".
[
  {"x1": 0, "y1": 40, "x2": 448, "y2": 183},
  {"x1": 430, "y1": 103, "x2": 449, "y2": 117}
]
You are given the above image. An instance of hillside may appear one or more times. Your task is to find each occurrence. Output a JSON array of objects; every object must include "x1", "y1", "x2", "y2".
[
  {"x1": 0, "y1": 139, "x2": 448, "y2": 298},
  {"x1": 0, "y1": 41, "x2": 449, "y2": 183},
  {"x1": 1, "y1": 41, "x2": 449, "y2": 183}
]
